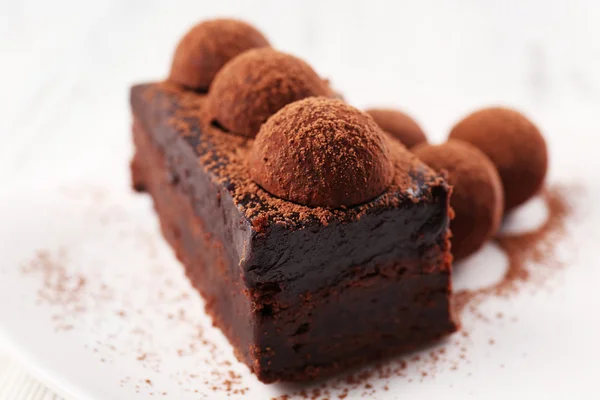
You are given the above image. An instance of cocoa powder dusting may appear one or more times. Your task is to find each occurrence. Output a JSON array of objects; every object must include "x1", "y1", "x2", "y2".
[{"x1": 21, "y1": 250, "x2": 104, "y2": 332}]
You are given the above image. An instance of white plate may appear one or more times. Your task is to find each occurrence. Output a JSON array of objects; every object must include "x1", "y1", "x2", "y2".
[{"x1": 0, "y1": 182, "x2": 599, "y2": 400}]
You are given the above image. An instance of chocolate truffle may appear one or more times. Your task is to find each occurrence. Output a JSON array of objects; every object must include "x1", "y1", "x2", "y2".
[
  {"x1": 449, "y1": 107, "x2": 548, "y2": 211},
  {"x1": 169, "y1": 19, "x2": 270, "y2": 90},
  {"x1": 250, "y1": 97, "x2": 394, "y2": 208},
  {"x1": 208, "y1": 48, "x2": 333, "y2": 137},
  {"x1": 366, "y1": 108, "x2": 427, "y2": 149},
  {"x1": 413, "y1": 141, "x2": 503, "y2": 260}
]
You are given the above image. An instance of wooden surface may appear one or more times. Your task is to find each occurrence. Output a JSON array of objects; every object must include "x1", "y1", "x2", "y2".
[{"x1": 1, "y1": 0, "x2": 599, "y2": 398}]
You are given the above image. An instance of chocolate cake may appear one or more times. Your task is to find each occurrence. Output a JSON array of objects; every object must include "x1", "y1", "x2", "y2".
[
  {"x1": 130, "y1": 18, "x2": 456, "y2": 383},
  {"x1": 130, "y1": 83, "x2": 456, "y2": 382}
]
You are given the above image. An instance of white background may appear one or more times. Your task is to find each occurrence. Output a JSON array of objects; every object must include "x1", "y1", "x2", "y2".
[
  {"x1": 1, "y1": 0, "x2": 599, "y2": 399},
  {"x1": 1, "y1": 0, "x2": 599, "y2": 189}
]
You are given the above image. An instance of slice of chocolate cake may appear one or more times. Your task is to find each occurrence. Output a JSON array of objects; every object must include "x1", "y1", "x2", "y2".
[{"x1": 130, "y1": 18, "x2": 456, "y2": 383}]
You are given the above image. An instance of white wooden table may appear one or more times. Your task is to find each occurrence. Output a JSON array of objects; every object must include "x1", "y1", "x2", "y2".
[{"x1": 1, "y1": 0, "x2": 599, "y2": 398}]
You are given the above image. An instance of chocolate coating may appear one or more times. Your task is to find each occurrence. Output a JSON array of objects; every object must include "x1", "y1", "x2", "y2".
[
  {"x1": 414, "y1": 141, "x2": 503, "y2": 260},
  {"x1": 250, "y1": 97, "x2": 394, "y2": 208},
  {"x1": 449, "y1": 107, "x2": 548, "y2": 211},
  {"x1": 366, "y1": 108, "x2": 427, "y2": 149},
  {"x1": 208, "y1": 48, "x2": 333, "y2": 137},
  {"x1": 169, "y1": 19, "x2": 270, "y2": 91}
]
